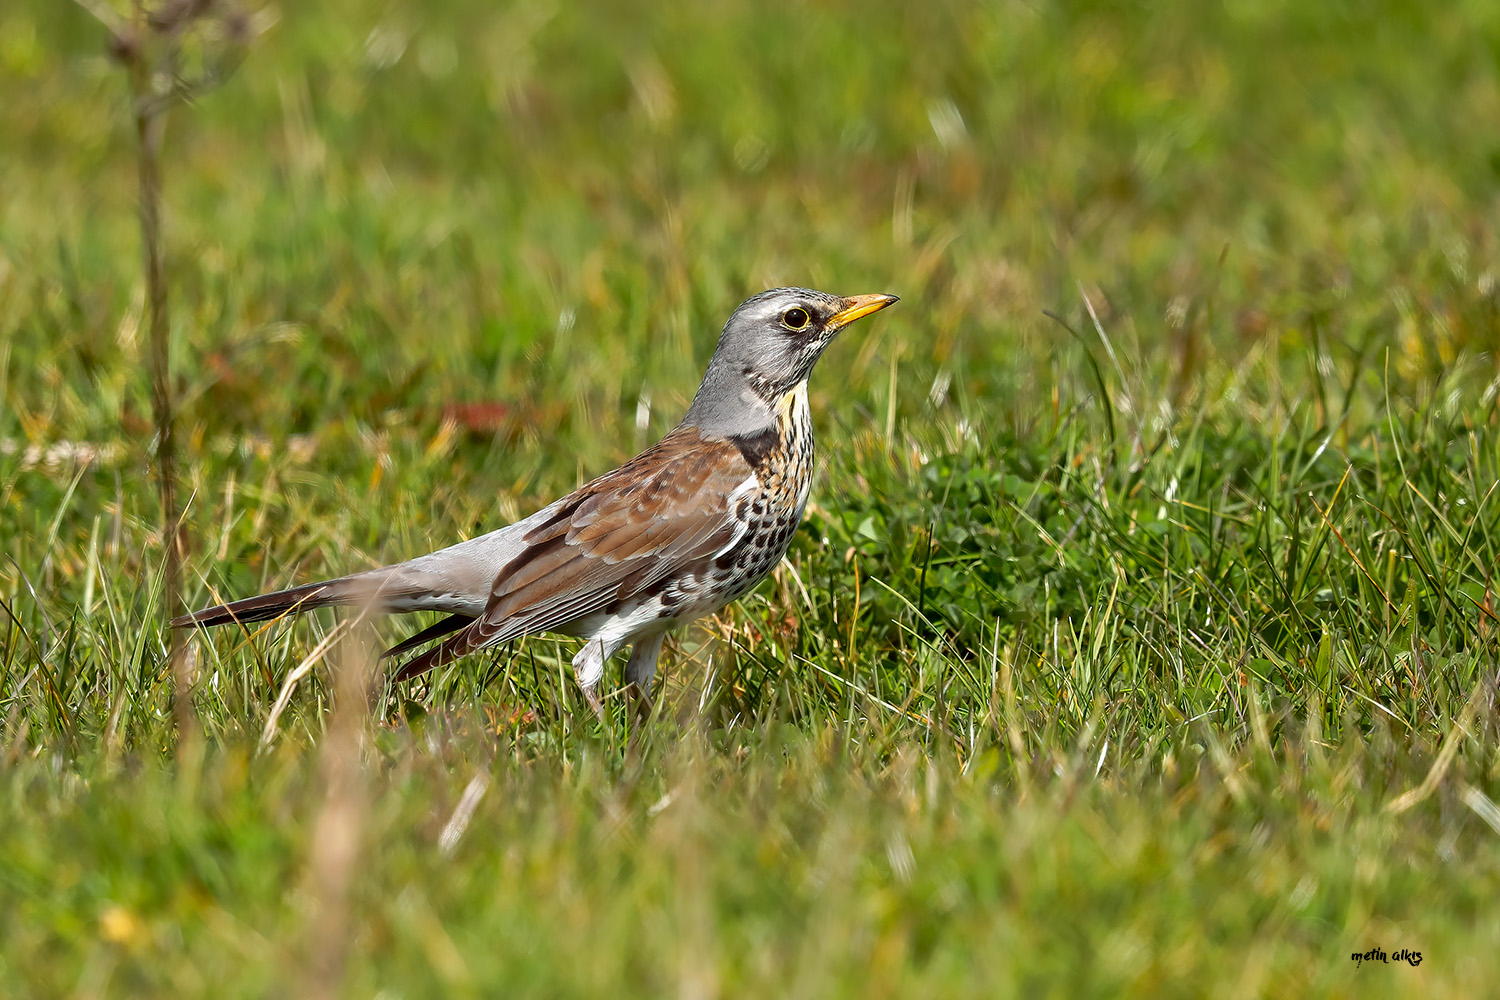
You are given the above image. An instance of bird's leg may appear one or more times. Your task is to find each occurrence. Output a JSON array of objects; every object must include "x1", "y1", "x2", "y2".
[
  {"x1": 571, "y1": 637, "x2": 609, "y2": 722},
  {"x1": 624, "y1": 631, "x2": 666, "y2": 725}
]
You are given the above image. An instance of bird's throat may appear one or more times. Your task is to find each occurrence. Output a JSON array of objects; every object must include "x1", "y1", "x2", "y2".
[{"x1": 774, "y1": 381, "x2": 809, "y2": 430}]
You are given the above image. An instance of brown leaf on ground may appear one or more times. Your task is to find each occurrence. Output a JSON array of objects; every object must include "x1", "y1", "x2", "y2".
[{"x1": 441, "y1": 401, "x2": 514, "y2": 434}]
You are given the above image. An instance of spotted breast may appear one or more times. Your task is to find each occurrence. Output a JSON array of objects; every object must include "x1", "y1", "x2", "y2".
[{"x1": 709, "y1": 379, "x2": 816, "y2": 604}]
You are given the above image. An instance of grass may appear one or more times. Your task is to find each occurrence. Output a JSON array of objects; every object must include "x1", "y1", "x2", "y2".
[{"x1": 2, "y1": 0, "x2": 1500, "y2": 995}]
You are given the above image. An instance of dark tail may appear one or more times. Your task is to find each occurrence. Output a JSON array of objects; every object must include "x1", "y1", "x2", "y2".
[
  {"x1": 381, "y1": 613, "x2": 475, "y2": 660},
  {"x1": 174, "y1": 572, "x2": 483, "y2": 675},
  {"x1": 170, "y1": 577, "x2": 362, "y2": 630},
  {"x1": 174, "y1": 577, "x2": 478, "y2": 671},
  {"x1": 390, "y1": 621, "x2": 486, "y2": 682}
]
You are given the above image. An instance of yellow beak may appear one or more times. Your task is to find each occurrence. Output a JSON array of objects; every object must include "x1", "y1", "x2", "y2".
[{"x1": 828, "y1": 293, "x2": 899, "y2": 330}]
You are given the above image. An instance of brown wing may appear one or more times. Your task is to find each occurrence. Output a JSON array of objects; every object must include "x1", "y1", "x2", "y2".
[{"x1": 392, "y1": 426, "x2": 754, "y2": 681}]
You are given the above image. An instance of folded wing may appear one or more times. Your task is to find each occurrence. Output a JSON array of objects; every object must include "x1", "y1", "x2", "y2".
[{"x1": 392, "y1": 426, "x2": 755, "y2": 680}]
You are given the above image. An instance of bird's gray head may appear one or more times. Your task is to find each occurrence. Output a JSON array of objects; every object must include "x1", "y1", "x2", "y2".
[{"x1": 684, "y1": 287, "x2": 898, "y2": 435}]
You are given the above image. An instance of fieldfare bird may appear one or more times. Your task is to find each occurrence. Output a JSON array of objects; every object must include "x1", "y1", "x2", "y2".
[{"x1": 173, "y1": 287, "x2": 898, "y2": 713}]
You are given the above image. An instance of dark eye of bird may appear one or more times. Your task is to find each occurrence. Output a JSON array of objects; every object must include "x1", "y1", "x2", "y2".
[{"x1": 782, "y1": 307, "x2": 811, "y2": 330}]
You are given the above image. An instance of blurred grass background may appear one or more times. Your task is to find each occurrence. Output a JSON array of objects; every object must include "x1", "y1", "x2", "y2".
[{"x1": 2, "y1": 0, "x2": 1500, "y2": 996}]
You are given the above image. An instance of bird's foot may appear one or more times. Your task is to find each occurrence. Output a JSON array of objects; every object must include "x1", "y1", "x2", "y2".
[
  {"x1": 628, "y1": 682, "x2": 654, "y2": 731},
  {"x1": 572, "y1": 637, "x2": 610, "y2": 724},
  {"x1": 582, "y1": 684, "x2": 606, "y2": 724}
]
